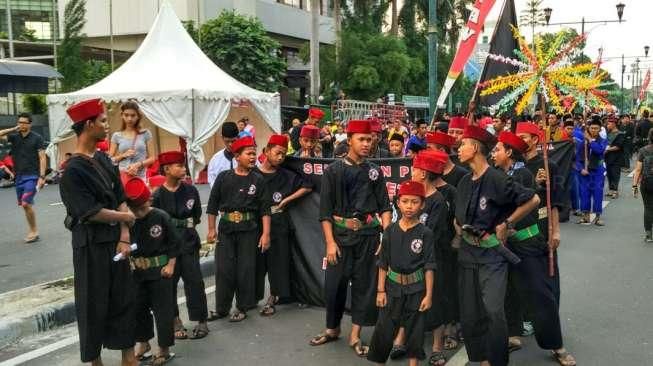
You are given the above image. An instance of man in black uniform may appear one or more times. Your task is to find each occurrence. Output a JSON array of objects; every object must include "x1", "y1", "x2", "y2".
[
  {"x1": 59, "y1": 99, "x2": 137, "y2": 365},
  {"x1": 605, "y1": 116, "x2": 625, "y2": 198},
  {"x1": 255, "y1": 134, "x2": 312, "y2": 315},
  {"x1": 125, "y1": 177, "x2": 178, "y2": 365},
  {"x1": 425, "y1": 131, "x2": 469, "y2": 187},
  {"x1": 291, "y1": 108, "x2": 325, "y2": 151},
  {"x1": 151, "y1": 151, "x2": 209, "y2": 340},
  {"x1": 619, "y1": 114, "x2": 634, "y2": 170},
  {"x1": 309, "y1": 119, "x2": 392, "y2": 358},
  {"x1": 515, "y1": 123, "x2": 576, "y2": 366},
  {"x1": 206, "y1": 136, "x2": 271, "y2": 322},
  {"x1": 455, "y1": 125, "x2": 540, "y2": 366}
]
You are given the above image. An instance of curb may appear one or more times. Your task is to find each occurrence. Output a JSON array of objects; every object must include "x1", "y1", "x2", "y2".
[{"x1": 0, "y1": 256, "x2": 216, "y2": 349}]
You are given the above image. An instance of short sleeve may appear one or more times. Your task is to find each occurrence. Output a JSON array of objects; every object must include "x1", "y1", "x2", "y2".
[
  {"x1": 422, "y1": 228, "x2": 437, "y2": 270},
  {"x1": 256, "y1": 176, "x2": 271, "y2": 217},
  {"x1": 143, "y1": 129, "x2": 153, "y2": 142},
  {"x1": 60, "y1": 165, "x2": 105, "y2": 222},
  {"x1": 206, "y1": 171, "x2": 224, "y2": 215},
  {"x1": 110, "y1": 132, "x2": 121, "y2": 145},
  {"x1": 36, "y1": 134, "x2": 45, "y2": 150},
  {"x1": 319, "y1": 163, "x2": 337, "y2": 222},
  {"x1": 376, "y1": 228, "x2": 390, "y2": 269}
]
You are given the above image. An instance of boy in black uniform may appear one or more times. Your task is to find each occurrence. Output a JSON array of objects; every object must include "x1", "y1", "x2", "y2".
[
  {"x1": 151, "y1": 151, "x2": 209, "y2": 340},
  {"x1": 455, "y1": 125, "x2": 540, "y2": 366},
  {"x1": 255, "y1": 134, "x2": 313, "y2": 315},
  {"x1": 367, "y1": 180, "x2": 435, "y2": 366},
  {"x1": 425, "y1": 131, "x2": 468, "y2": 188},
  {"x1": 309, "y1": 119, "x2": 392, "y2": 358},
  {"x1": 206, "y1": 136, "x2": 271, "y2": 322},
  {"x1": 125, "y1": 177, "x2": 179, "y2": 365},
  {"x1": 60, "y1": 99, "x2": 137, "y2": 365},
  {"x1": 515, "y1": 123, "x2": 577, "y2": 366}
]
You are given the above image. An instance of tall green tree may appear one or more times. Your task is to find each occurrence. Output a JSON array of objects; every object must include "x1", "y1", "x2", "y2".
[
  {"x1": 199, "y1": 11, "x2": 286, "y2": 92},
  {"x1": 520, "y1": 0, "x2": 546, "y2": 44},
  {"x1": 57, "y1": 0, "x2": 87, "y2": 92}
]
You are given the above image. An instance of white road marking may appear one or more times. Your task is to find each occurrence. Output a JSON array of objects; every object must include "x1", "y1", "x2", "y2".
[
  {"x1": 48, "y1": 202, "x2": 63, "y2": 206},
  {"x1": 447, "y1": 346, "x2": 469, "y2": 365},
  {"x1": 202, "y1": 203, "x2": 208, "y2": 208},
  {"x1": 0, "y1": 286, "x2": 216, "y2": 366}
]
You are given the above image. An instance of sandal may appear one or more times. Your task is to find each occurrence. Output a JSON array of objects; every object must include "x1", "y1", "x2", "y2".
[
  {"x1": 552, "y1": 349, "x2": 576, "y2": 366},
  {"x1": 576, "y1": 215, "x2": 590, "y2": 224},
  {"x1": 443, "y1": 335, "x2": 459, "y2": 350},
  {"x1": 24, "y1": 234, "x2": 39, "y2": 243},
  {"x1": 428, "y1": 351, "x2": 447, "y2": 366},
  {"x1": 134, "y1": 344, "x2": 152, "y2": 362},
  {"x1": 389, "y1": 344, "x2": 407, "y2": 360},
  {"x1": 508, "y1": 337, "x2": 522, "y2": 353},
  {"x1": 151, "y1": 352, "x2": 175, "y2": 366},
  {"x1": 174, "y1": 324, "x2": 188, "y2": 340},
  {"x1": 189, "y1": 323, "x2": 209, "y2": 339},
  {"x1": 260, "y1": 295, "x2": 278, "y2": 317},
  {"x1": 228, "y1": 311, "x2": 247, "y2": 322},
  {"x1": 349, "y1": 339, "x2": 369, "y2": 357},
  {"x1": 593, "y1": 217, "x2": 605, "y2": 226},
  {"x1": 207, "y1": 310, "x2": 229, "y2": 321},
  {"x1": 309, "y1": 332, "x2": 339, "y2": 346}
]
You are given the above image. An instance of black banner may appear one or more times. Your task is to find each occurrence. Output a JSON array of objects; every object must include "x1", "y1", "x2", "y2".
[{"x1": 284, "y1": 141, "x2": 574, "y2": 306}]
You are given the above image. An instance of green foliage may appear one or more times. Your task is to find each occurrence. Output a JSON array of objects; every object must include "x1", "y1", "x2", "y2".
[
  {"x1": 57, "y1": 0, "x2": 87, "y2": 92},
  {"x1": 21, "y1": 95, "x2": 47, "y2": 115},
  {"x1": 82, "y1": 60, "x2": 112, "y2": 86},
  {"x1": 520, "y1": 0, "x2": 546, "y2": 29},
  {"x1": 198, "y1": 10, "x2": 286, "y2": 92},
  {"x1": 182, "y1": 20, "x2": 199, "y2": 43}
]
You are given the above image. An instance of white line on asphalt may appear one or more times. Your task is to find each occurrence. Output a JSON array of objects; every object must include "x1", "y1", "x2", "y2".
[
  {"x1": 0, "y1": 286, "x2": 217, "y2": 366},
  {"x1": 48, "y1": 202, "x2": 63, "y2": 206},
  {"x1": 202, "y1": 203, "x2": 208, "y2": 208},
  {"x1": 447, "y1": 346, "x2": 469, "y2": 366}
]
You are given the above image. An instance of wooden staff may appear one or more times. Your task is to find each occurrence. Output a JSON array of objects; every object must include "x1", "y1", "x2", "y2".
[{"x1": 540, "y1": 96, "x2": 555, "y2": 277}]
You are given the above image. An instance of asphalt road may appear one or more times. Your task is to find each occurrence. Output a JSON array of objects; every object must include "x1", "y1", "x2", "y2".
[
  {"x1": 0, "y1": 184, "x2": 213, "y2": 294},
  {"x1": 1, "y1": 172, "x2": 652, "y2": 365}
]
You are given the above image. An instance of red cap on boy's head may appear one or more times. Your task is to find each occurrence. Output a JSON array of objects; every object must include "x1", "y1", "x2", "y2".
[
  {"x1": 231, "y1": 136, "x2": 256, "y2": 154},
  {"x1": 425, "y1": 131, "x2": 456, "y2": 147},
  {"x1": 498, "y1": 131, "x2": 529, "y2": 154},
  {"x1": 412, "y1": 150, "x2": 448, "y2": 174},
  {"x1": 462, "y1": 125, "x2": 497, "y2": 145},
  {"x1": 158, "y1": 151, "x2": 185, "y2": 166},
  {"x1": 346, "y1": 120, "x2": 371, "y2": 134},
  {"x1": 124, "y1": 177, "x2": 151, "y2": 206},
  {"x1": 398, "y1": 180, "x2": 425, "y2": 198},
  {"x1": 300, "y1": 125, "x2": 320, "y2": 139},
  {"x1": 448, "y1": 116, "x2": 468, "y2": 130},
  {"x1": 515, "y1": 122, "x2": 541, "y2": 138},
  {"x1": 66, "y1": 98, "x2": 104, "y2": 124},
  {"x1": 308, "y1": 108, "x2": 325, "y2": 120},
  {"x1": 267, "y1": 134, "x2": 289, "y2": 147}
]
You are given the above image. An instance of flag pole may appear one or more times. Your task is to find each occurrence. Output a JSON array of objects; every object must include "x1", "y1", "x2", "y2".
[{"x1": 540, "y1": 94, "x2": 555, "y2": 277}]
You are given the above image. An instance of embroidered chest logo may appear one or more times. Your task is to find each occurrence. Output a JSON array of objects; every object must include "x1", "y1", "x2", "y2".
[
  {"x1": 150, "y1": 224, "x2": 162, "y2": 238},
  {"x1": 419, "y1": 213, "x2": 428, "y2": 224},
  {"x1": 411, "y1": 239, "x2": 423, "y2": 254},
  {"x1": 368, "y1": 168, "x2": 379, "y2": 181},
  {"x1": 248, "y1": 184, "x2": 257, "y2": 195},
  {"x1": 273, "y1": 192, "x2": 283, "y2": 203},
  {"x1": 479, "y1": 196, "x2": 487, "y2": 211},
  {"x1": 186, "y1": 199, "x2": 195, "y2": 210}
]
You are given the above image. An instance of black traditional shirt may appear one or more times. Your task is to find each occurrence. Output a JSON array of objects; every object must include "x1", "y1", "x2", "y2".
[
  {"x1": 152, "y1": 182, "x2": 202, "y2": 254},
  {"x1": 443, "y1": 164, "x2": 469, "y2": 188},
  {"x1": 524, "y1": 154, "x2": 564, "y2": 241},
  {"x1": 378, "y1": 222, "x2": 436, "y2": 296},
  {"x1": 130, "y1": 208, "x2": 180, "y2": 281},
  {"x1": 419, "y1": 191, "x2": 450, "y2": 255},
  {"x1": 206, "y1": 169, "x2": 271, "y2": 233},
  {"x1": 255, "y1": 166, "x2": 313, "y2": 229},
  {"x1": 455, "y1": 167, "x2": 535, "y2": 263},
  {"x1": 60, "y1": 152, "x2": 125, "y2": 247}
]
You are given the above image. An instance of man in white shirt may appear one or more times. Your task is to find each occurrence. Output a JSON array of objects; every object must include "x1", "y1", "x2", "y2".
[{"x1": 207, "y1": 122, "x2": 239, "y2": 187}]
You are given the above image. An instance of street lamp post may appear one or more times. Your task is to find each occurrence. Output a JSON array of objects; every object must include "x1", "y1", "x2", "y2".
[
  {"x1": 621, "y1": 54, "x2": 626, "y2": 112},
  {"x1": 427, "y1": 0, "x2": 437, "y2": 118}
]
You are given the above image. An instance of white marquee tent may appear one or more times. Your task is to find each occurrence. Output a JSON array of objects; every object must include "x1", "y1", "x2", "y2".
[{"x1": 45, "y1": 1, "x2": 281, "y2": 178}]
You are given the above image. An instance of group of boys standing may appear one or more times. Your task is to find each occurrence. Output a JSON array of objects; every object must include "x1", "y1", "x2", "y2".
[{"x1": 59, "y1": 97, "x2": 575, "y2": 366}]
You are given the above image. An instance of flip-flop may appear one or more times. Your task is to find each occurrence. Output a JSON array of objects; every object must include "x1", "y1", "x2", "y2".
[
  {"x1": 207, "y1": 310, "x2": 229, "y2": 321},
  {"x1": 151, "y1": 352, "x2": 175, "y2": 366},
  {"x1": 228, "y1": 311, "x2": 247, "y2": 322},
  {"x1": 189, "y1": 324, "x2": 209, "y2": 340},
  {"x1": 389, "y1": 344, "x2": 407, "y2": 360},
  {"x1": 309, "y1": 332, "x2": 339, "y2": 346},
  {"x1": 443, "y1": 335, "x2": 459, "y2": 350},
  {"x1": 508, "y1": 338, "x2": 523, "y2": 353},
  {"x1": 174, "y1": 325, "x2": 188, "y2": 340},
  {"x1": 428, "y1": 351, "x2": 447, "y2": 366},
  {"x1": 135, "y1": 344, "x2": 152, "y2": 362},
  {"x1": 349, "y1": 339, "x2": 369, "y2": 357},
  {"x1": 552, "y1": 350, "x2": 577, "y2": 366},
  {"x1": 24, "y1": 235, "x2": 39, "y2": 243}
]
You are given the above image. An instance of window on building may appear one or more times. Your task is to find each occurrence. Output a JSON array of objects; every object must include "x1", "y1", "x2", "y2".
[
  {"x1": 276, "y1": 0, "x2": 330, "y2": 16},
  {"x1": 0, "y1": 0, "x2": 58, "y2": 41},
  {"x1": 482, "y1": 35, "x2": 489, "y2": 44}
]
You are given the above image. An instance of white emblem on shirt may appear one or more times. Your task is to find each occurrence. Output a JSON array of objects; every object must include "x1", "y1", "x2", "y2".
[
  {"x1": 150, "y1": 224, "x2": 162, "y2": 238},
  {"x1": 248, "y1": 184, "x2": 257, "y2": 195},
  {"x1": 369, "y1": 168, "x2": 379, "y2": 181},
  {"x1": 411, "y1": 238, "x2": 423, "y2": 254},
  {"x1": 273, "y1": 192, "x2": 283, "y2": 203},
  {"x1": 479, "y1": 196, "x2": 487, "y2": 211},
  {"x1": 186, "y1": 199, "x2": 195, "y2": 210},
  {"x1": 419, "y1": 213, "x2": 428, "y2": 224}
]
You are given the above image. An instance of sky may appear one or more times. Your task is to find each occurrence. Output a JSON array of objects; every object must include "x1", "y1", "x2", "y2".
[{"x1": 508, "y1": 0, "x2": 653, "y2": 89}]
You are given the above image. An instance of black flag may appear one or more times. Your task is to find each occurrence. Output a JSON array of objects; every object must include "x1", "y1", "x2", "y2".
[{"x1": 474, "y1": 0, "x2": 519, "y2": 113}]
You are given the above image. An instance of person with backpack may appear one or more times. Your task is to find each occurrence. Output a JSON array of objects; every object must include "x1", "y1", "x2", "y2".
[{"x1": 632, "y1": 129, "x2": 653, "y2": 242}]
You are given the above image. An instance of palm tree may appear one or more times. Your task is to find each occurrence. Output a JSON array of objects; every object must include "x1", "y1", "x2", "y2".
[{"x1": 520, "y1": 0, "x2": 546, "y2": 44}]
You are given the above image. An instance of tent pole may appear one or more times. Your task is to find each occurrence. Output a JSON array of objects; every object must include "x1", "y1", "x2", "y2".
[{"x1": 190, "y1": 89, "x2": 195, "y2": 181}]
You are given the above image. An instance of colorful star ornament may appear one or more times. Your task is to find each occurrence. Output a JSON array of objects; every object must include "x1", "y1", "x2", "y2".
[{"x1": 478, "y1": 26, "x2": 611, "y2": 115}]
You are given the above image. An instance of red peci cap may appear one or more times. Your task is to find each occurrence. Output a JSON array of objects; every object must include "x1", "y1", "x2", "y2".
[
  {"x1": 158, "y1": 151, "x2": 185, "y2": 166},
  {"x1": 66, "y1": 98, "x2": 105, "y2": 124},
  {"x1": 367, "y1": 118, "x2": 383, "y2": 133},
  {"x1": 515, "y1": 122, "x2": 541, "y2": 138},
  {"x1": 448, "y1": 116, "x2": 468, "y2": 130},
  {"x1": 148, "y1": 175, "x2": 166, "y2": 189},
  {"x1": 462, "y1": 125, "x2": 497, "y2": 145},
  {"x1": 231, "y1": 136, "x2": 256, "y2": 153},
  {"x1": 267, "y1": 134, "x2": 289, "y2": 147},
  {"x1": 346, "y1": 120, "x2": 371, "y2": 134},
  {"x1": 498, "y1": 131, "x2": 529, "y2": 154},
  {"x1": 425, "y1": 131, "x2": 456, "y2": 147},
  {"x1": 124, "y1": 177, "x2": 151, "y2": 206},
  {"x1": 398, "y1": 180, "x2": 425, "y2": 198},
  {"x1": 96, "y1": 139, "x2": 109, "y2": 152},
  {"x1": 308, "y1": 108, "x2": 325, "y2": 120},
  {"x1": 413, "y1": 150, "x2": 448, "y2": 174},
  {"x1": 300, "y1": 125, "x2": 320, "y2": 139}
]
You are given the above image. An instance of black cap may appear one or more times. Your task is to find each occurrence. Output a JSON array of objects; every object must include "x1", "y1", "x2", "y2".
[{"x1": 221, "y1": 121, "x2": 239, "y2": 138}]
